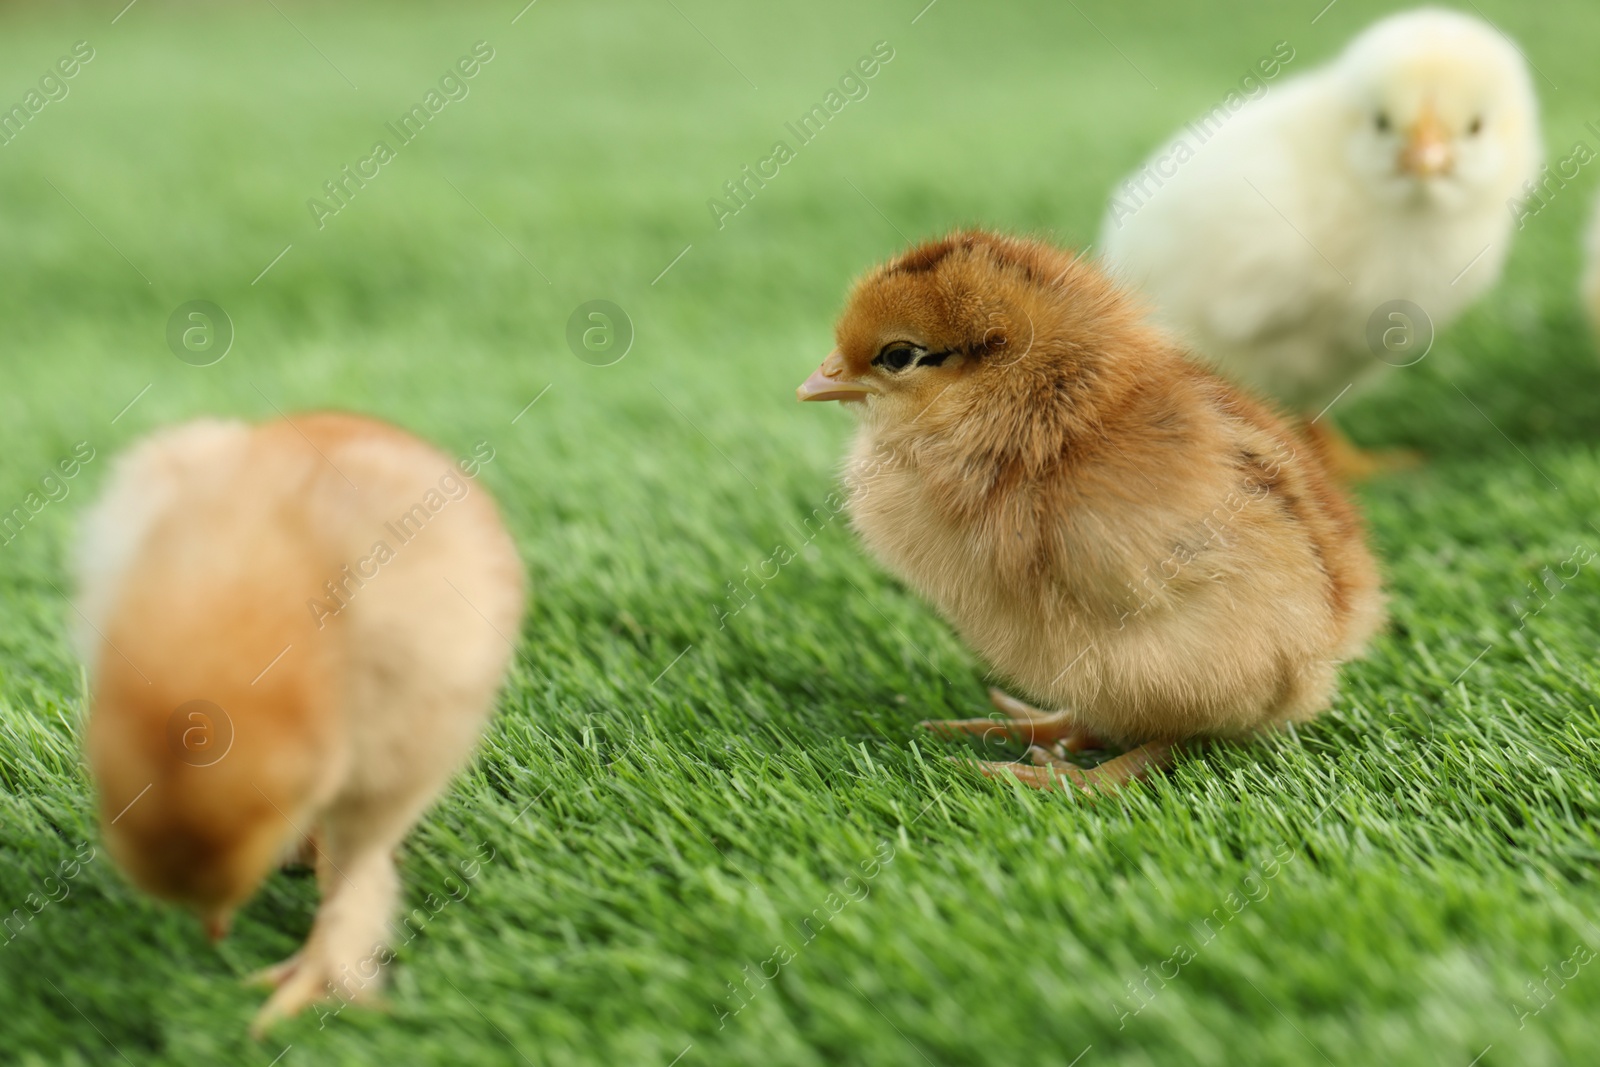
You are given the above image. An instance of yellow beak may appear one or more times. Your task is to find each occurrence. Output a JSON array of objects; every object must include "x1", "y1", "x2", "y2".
[
  {"x1": 797, "y1": 349, "x2": 874, "y2": 403},
  {"x1": 1400, "y1": 103, "x2": 1453, "y2": 177}
]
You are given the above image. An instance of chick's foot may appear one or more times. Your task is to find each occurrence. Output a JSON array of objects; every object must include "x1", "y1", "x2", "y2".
[
  {"x1": 956, "y1": 741, "x2": 1176, "y2": 795},
  {"x1": 249, "y1": 916, "x2": 392, "y2": 1038},
  {"x1": 248, "y1": 845, "x2": 399, "y2": 1038},
  {"x1": 250, "y1": 943, "x2": 378, "y2": 1038},
  {"x1": 247, "y1": 953, "x2": 303, "y2": 990},
  {"x1": 920, "y1": 687, "x2": 1105, "y2": 752}
]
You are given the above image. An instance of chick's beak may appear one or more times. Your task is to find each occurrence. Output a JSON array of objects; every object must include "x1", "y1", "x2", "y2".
[
  {"x1": 1399, "y1": 103, "x2": 1453, "y2": 178},
  {"x1": 797, "y1": 350, "x2": 874, "y2": 403},
  {"x1": 203, "y1": 907, "x2": 233, "y2": 943}
]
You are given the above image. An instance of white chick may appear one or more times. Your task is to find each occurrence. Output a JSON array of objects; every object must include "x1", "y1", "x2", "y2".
[{"x1": 1100, "y1": 8, "x2": 1541, "y2": 450}]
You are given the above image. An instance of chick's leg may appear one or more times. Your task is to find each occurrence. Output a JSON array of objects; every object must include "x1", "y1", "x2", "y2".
[
  {"x1": 964, "y1": 741, "x2": 1176, "y2": 795},
  {"x1": 250, "y1": 807, "x2": 408, "y2": 1037},
  {"x1": 248, "y1": 825, "x2": 339, "y2": 991},
  {"x1": 920, "y1": 687, "x2": 1105, "y2": 753}
]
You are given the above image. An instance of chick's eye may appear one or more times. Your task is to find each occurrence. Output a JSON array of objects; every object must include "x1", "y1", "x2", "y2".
[
  {"x1": 1375, "y1": 112, "x2": 1391, "y2": 133},
  {"x1": 1468, "y1": 116, "x2": 1483, "y2": 136},
  {"x1": 876, "y1": 346, "x2": 916, "y2": 372}
]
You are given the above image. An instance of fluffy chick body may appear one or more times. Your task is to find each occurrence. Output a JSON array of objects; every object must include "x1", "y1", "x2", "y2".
[
  {"x1": 77, "y1": 413, "x2": 524, "y2": 1030},
  {"x1": 1100, "y1": 8, "x2": 1540, "y2": 411},
  {"x1": 809, "y1": 232, "x2": 1383, "y2": 753}
]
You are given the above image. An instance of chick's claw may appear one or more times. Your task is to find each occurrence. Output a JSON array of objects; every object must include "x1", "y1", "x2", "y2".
[
  {"x1": 985, "y1": 688, "x2": 1106, "y2": 752},
  {"x1": 247, "y1": 939, "x2": 383, "y2": 1038},
  {"x1": 954, "y1": 758, "x2": 1088, "y2": 793},
  {"x1": 246, "y1": 953, "x2": 303, "y2": 990},
  {"x1": 251, "y1": 964, "x2": 330, "y2": 1038},
  {"x1": 919, "y1": 688, "x2": 1104, "y2": 752},
  {"x1": 1023, "y1": 744, "x2": 1063, "y2": 767},
  {"x1": 1077, "y1": 742, "x2": 1177, "y2": 791},
  {"x1": 952, "y1": 741, "x2": 1176, "y2": 795}
]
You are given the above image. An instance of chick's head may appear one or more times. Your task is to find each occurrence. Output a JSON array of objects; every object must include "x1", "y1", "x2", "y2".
[
  {"x1": 800, "y1": 231, "x2": 1144, "y2": 465},
  {"x1": 1336, "y1": 8, "x2": 1539, "y2": 209},
  {"x1": 89, "y1": 677, "x2": 313, "y2": 942},
  {"x1": 102, "y1": 792, "x2": 288, "y2": 941}
]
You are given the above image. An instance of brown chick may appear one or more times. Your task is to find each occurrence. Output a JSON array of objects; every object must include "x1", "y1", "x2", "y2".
[
  {"x1": 75, "y1": 413, "x2": 524, "y2": 1033},
  {"x1": 798, "y1": 231, "x2": 1384, "y2": 792}
]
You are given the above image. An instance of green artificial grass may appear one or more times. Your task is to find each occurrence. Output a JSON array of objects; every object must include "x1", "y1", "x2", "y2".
[{"x1": 2, "y1": 0, "x2": 1600, "y2": 1063}]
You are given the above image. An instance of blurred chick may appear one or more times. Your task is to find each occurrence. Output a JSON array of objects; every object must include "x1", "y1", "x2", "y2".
[
  {"x1": 798, "y1": 231, "x2": 1384, "y2": 791},
  {"x1": 77, "y1": 413, "x2": 524, "y2": 1033},
  {"x1": 1100, "y1": 8, "x2": 1540, "y2": 474}
]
